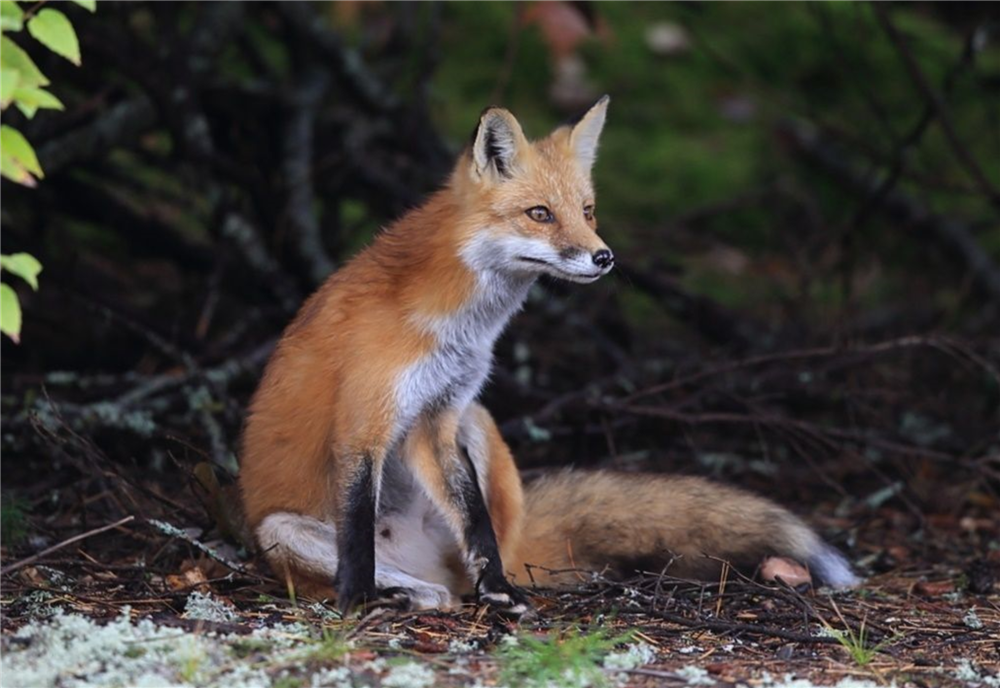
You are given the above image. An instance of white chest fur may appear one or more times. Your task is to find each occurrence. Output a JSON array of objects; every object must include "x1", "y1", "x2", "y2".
[{"x1": 393, "y1": 271, "x2": 533, "y2": 434}]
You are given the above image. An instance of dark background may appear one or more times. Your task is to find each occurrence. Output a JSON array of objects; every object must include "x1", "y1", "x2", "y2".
[{"x1": 1, "y1": 2, "x2": 998, "y2": 576}]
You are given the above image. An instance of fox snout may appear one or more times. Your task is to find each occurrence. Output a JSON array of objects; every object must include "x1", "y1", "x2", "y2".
[{"x1": 552, "y1": 244, "x2": 614, "y2": 283}]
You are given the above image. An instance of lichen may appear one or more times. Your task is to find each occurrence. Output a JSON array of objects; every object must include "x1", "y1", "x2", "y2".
[
  {"x1": 448, "y1": 637, "x2": 478, "y2": 654},
  {"x1": 603, "y1": 642, "x2": 657, "y2": 671},
  {"x1": 0, "y1": 608, "x2": 356, "y2": 688},
  {"x1": 676, "y1": 666, "x2": 715, "y2": 685},
  {"x1": 183, "y1": 591, "x2": 239, "y2": 624},
  {"x1": 381, "y1": 661, "x2": 437, "y2": 688},
  {"x1": 962, "y1": 607, "x2": 983, "y2": 630}
]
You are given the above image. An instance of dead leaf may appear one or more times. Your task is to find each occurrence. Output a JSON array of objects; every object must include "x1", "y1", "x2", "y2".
[
  {"x1": 913, "y1": 579, "x2": 954, "y2": 596},
  {"x1": 166, "y1": 566, "x2": 209, "y2": 592}
]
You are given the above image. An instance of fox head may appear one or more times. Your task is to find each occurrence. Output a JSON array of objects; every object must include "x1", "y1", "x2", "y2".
[{"x1": 455, "y1": 96, "x2": 613, "y2": 284}]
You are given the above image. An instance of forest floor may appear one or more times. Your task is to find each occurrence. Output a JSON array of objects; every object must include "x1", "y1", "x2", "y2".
[{"x1": 1, "y1": 473, "x2": 997, "y2": 688}]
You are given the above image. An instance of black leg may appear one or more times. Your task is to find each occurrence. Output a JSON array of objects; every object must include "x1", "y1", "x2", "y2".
[
  {"x1": 459, "y1": 447, "x2": 532, "y2": 613},
  {"x1": 335, "y1": 459, "x2": 377, "y2": 614}
]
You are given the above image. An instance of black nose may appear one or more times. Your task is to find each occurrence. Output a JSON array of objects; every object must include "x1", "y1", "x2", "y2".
[{"x1": 592, "y1": 249, "x2": 614, "y2": 269}]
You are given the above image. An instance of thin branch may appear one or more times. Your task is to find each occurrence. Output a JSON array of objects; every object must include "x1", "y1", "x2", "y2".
[
  {"x1": 872, "y1": 4, "x2": 1000, "y2": 212},
  {"x1": 283, "y1": 66, "x2": 336, "y2": 286},
  {"x1": 277, "y1": 2, "x2": 400, "y2": 114},
  {"x1": 1, "y1": 516, "x2": 136, "y2": 576}
]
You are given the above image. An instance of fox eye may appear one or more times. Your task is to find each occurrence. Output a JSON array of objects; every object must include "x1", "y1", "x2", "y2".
[
  {"x1": 526, "y1": 206, "x2": 554, "y2": 223},
  {"x1": 583, "y1": 205, "x2": 595, "y2": 221}
]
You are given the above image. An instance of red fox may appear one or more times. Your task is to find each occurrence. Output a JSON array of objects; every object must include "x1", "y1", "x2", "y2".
[
  {"x1": 239, "y1": 98, "x2": 857, "y2": 613},
  {"x1": 241, "y1": 98, "x2": 616, "y2": 614}
]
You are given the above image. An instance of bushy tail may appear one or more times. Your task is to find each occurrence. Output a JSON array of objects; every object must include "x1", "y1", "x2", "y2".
[{"x1": 508, "y1": 470, "x2": 858, "y2": 589}]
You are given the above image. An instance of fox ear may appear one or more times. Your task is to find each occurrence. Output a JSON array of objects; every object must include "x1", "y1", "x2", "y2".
[
  {"x1": 569, "y1": 95, "x2": 610, "y2": 174},
  {"x1": 472, "y1": 108, "x2": 528, "y2": 182}
]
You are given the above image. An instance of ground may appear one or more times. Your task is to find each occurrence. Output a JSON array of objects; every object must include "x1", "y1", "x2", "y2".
[{"x1": 1, "y1": 475, "x2": 997, "y2": 688}]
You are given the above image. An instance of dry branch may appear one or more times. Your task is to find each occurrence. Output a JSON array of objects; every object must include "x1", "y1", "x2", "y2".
[
  {"x1": 873, "y1": 5, "x2": 1000, "y2": 213},
  {"x1": 1, "y1": 516, "x2": 136, "y2": 576}
]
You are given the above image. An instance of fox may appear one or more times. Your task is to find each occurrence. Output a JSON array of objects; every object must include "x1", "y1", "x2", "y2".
[
  {"x1": 242, "y1": 401, "x2": 858, "y2": 609},
  {"x1": 239, "y1": 97, "x2": 858, "y2": 614},
  {"x1": 241, "y1": 97, "x2": 618, "y2": 614}
]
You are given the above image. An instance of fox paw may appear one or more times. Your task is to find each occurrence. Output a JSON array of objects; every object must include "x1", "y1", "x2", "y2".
[
  {"x1": 480, "y1": 586, "x2": 534, "y2": 618},
  {"x1": 377, "y1": 584, "x2": 456, "y2": 611}
]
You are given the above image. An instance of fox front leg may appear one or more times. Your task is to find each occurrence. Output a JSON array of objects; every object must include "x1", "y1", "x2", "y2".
[
  {"x1": 404, "y1": 413, "x2": 532, "y2": 615},
  {"x1": 334, "y1": 457, "x2": 378, "y2": 614}
]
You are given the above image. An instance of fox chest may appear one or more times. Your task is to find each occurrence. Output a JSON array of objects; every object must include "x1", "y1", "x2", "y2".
[
  {"x1": 392, "y1": 276, "x2": 532, "y2": 433},
  {"x1": 394, "y1": 339, "x2": 494, "y2": 432}
]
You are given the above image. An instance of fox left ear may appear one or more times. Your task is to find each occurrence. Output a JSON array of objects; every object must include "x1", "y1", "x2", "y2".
[
  {"x1": 472, "y1": 108, "x2": 529, "y2": 183},
  {"x1": 569, "y1": 95, "x2": 610, "y2": 174}
]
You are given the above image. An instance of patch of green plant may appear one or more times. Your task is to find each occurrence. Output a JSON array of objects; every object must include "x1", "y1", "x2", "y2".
[
  {"x1": 497, "y1": 625, "x2": 633, "y2": 688},
  {"x1": 1, "y1": 491, "x2": 29, "y2": 545},
  {"x1": 273, "y1": 675, "x2": 304, "y2": 688},
  {"x1": 177, "y1": 650, "x2": 203, "y2": 684},
  {"x1": 822, "y1": 616, "x2": 888, "y2": 668}
]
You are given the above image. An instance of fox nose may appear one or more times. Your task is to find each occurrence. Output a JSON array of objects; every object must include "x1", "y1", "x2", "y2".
[{"x1": 592, "y1": 249, "x2": 614, "y2": 269}]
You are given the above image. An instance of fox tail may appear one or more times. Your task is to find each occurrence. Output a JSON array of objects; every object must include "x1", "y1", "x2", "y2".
[{"x1": 507, "y1": 470, "x2": 857, "y2": 589}]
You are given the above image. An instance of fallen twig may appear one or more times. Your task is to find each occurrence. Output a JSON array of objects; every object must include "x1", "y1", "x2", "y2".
[{"x1": 1, "y1": 516, "x2": 136, "y2": 576}]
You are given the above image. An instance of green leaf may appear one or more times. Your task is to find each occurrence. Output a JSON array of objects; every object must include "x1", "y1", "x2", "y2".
[
  {"x1": 27, "y1": 8, "x2": 80, "y2": 65},
  {"x1": 0, "y1": 0, "x2": 24, "y2": 31},
  {"x1": 0, "y1": 253, "x2": 42, "y2": 290},
  {"x1": 0, "y1": 124, "x2": 43, "y2": 185},
  {"x1": 0, "y1": 67, "x2": 19, "y2": 108},
  {"x1": 0, "y1": 147, "x2": 23, "y2": 182},
  {"x1": 12, "y1": 85, "x2": 63, "y2": 118},
  {"x1": 0, "y1": 35, "x2": 49, "y2": 88},
  {"x1": 69, "y1": 0, "x2": 97, "y2": 12},
  {"x1": 0, "y1": 283, "x2": 22, "y2": 343}
]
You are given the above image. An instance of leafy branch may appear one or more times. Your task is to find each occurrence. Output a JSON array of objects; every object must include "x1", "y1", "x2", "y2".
[{"x1": 0, "y1": 0, "x2": 93, "y2": 341}]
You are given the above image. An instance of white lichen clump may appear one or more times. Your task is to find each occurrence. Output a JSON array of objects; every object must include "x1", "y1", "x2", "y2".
[
  {"x1": 0, "y1": 608, "x2": 353, "y2": 688},
  {"x1": 448, "y1": 636, "x2": 478, "y2": 654},
  {"x1": 757, "y1": 674, "x2": 890, "y2": 688},
  {"x1": 309, "y1": 666, "x2": 353, "y2": 688},
  {"x1": 962, "y1": 607, "x2": 983, "y2": 630},
  {"x1": 183, "y1": 591, "x2": 239, "y2": 623},
  {"x1": 953, "y1": 659, "x2": 1000, "y2": 687},
  {"x1": 676, "y1": 666, "x2": 716, "y2": 686},
  {"x1": 603, "y1": 642, "x2": 657, "y2": 671},
  {"x1": 380, "y1": 661, "x2": 437, "y2": 688}
]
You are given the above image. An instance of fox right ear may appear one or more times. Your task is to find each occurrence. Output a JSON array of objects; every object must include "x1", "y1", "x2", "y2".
[{"x1": 471, "y1": 108, "x2": 528, "y2": 182}]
